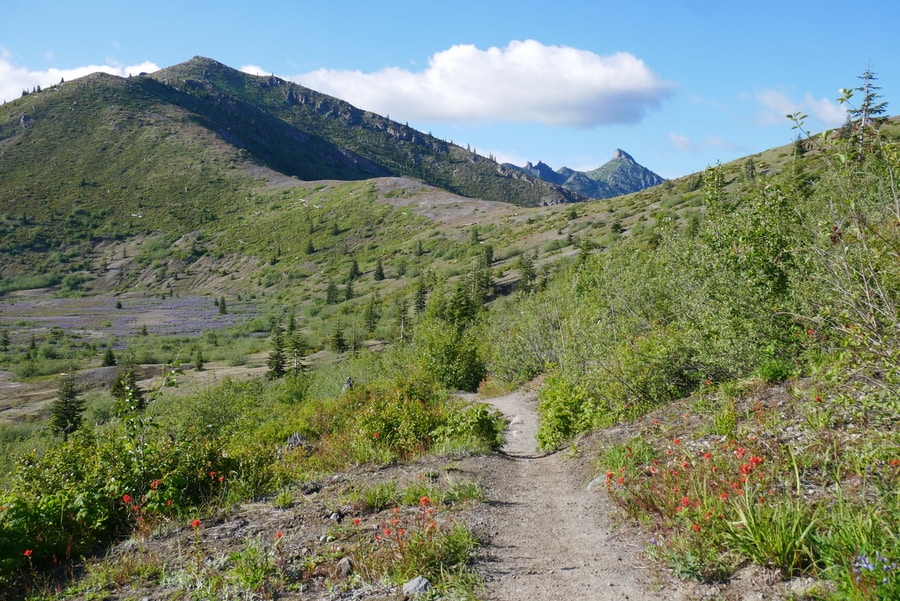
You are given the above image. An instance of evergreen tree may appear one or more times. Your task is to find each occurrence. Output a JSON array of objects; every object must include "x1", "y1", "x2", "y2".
[
  {"x1": 50, "y1": 374, "x2": 84, "y2": 440},
  {"x1": 218, "y1": 296, "x2": 227, "y2": 314},
  {"x1": 194, "y1": 346, "x2": 205, "y2": 371},
  {"x1": 267, "y1": 323, "x2": 287, "y2": 379},
  {"x1": 347, "y1": 257, "x2": 360, "y2": 282},
  {"x1": 363, "y1": 293, "x2": 381, "y2": 334},
  {"x1": 414, "y1": 276, "x2": 429, "y2": 313},
  {"x1": 374, "y1": 257, "x2": 385, "y2": 281},
  {"x1": 102, "y1": 348, "x2": 117, "y2": 367},
  {"x1": 0, "y1": 329, "x2": 9, "y2": 352},
  {"x1": 287, "y1": 332, "x2": 308, "y2": 374},
  {"x1": 344, "y1": 280, "x2": 354, "y2": 302},
  {"x1": 326, "y1": 280, "x2": 339, "y2": 305},
  {"x1": 516, "y1": 253, "x2": 537, "y2": 295},
  {"x1": 330, "y1": 323, "x2": 348, "y2": 353}
]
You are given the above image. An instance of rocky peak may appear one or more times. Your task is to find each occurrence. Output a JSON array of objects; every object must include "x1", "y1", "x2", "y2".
[{"x1": 611, "y1": 148, "x2": 635, "y2": 163}]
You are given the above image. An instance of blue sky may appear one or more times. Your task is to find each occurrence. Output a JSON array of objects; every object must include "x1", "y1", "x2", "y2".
[{"x1": 2, "y1": 1, "x2": 897, "y2": 179}]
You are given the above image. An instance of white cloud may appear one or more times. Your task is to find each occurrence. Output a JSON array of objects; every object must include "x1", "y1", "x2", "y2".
[
  {"x1": 755, "y1": 88, "x2": 846, "y2": 127},
  {"x1": 291, "y1": 40, "x2": 674, "y2": 128},
  {"x1": 668, "y1": 132, "x2": 696, "y2": 151},
  {"x1": 0, "y1": 52, "x2": 159, "y2": 103}
]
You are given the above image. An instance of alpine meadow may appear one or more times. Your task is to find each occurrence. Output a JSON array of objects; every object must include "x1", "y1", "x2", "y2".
[{"x1": 0, "y1": 58, "x2": 899, "y2": 600}]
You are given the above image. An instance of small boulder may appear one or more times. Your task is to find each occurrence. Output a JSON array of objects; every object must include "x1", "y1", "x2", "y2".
[{"x1": 402, "y1": 575, "x2": 432, "y2": 597}]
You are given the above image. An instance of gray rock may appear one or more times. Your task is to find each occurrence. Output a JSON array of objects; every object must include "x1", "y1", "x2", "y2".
[{"x1": 402, "y1": 575, "x2": 432, "y2": 597}]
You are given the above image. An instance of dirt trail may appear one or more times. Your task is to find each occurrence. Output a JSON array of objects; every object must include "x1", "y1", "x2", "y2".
[{"x1": 474, "y1": 389, "x2": 674, "y2": 601}]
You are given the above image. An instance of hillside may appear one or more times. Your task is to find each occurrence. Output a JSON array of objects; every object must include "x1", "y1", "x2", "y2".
[
  {"x1": 0, "y1": 57, "x2": 588, "y2": 270},
  {"x1": 1, "y1": 58, "x2": 899, "y2": 600},
  {"x1": 507, "y1": 148, "x2": 665, "y2": 199}
]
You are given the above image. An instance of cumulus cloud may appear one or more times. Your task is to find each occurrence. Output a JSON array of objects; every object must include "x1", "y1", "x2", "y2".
[
  {"x1": 756, "y1": 88, "x2": 846, "y2": 127},
  {"x1": 0, "y1": 51, "x2": 159, "y2": 103},
  {"x1": 291, "y1": 40, "x2": 674, "y2": 128}
]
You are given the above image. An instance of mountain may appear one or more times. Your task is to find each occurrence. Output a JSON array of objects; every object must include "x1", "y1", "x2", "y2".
[
  {"x1": 0, "y1": 57, "x2": 587, "y2": 264},
  {"x1": 506, "y1": 149, "x2": 665, "y2": 199}
]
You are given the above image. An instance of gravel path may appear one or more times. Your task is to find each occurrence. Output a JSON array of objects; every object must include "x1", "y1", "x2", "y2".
[{"x1": 474, "y1": 389, "x2": 675, "y2": 601}]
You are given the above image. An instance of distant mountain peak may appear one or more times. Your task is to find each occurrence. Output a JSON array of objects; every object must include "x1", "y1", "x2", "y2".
[
  {"x1": 611, "y1": 148, "x2": 635, "y2": 162},
  {"x1": 504, "y1": 150, "x2": 663, "y2": 200}
]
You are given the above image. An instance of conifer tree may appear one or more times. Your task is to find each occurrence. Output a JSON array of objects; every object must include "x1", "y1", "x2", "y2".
[
  {"x1": 50, "y1": 374, "x2": 84, "y2": 440},
  {"x1": 326, "y1": 280, "x2": 339, "y2": 305},
  {"x1": 267, "y1": 323, "x2": 287, "y2": 379},
  {"x1": 374, "y1": 257, "x2": 385, "y2": 281}
]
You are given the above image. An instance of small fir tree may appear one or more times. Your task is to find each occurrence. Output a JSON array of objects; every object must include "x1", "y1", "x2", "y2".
[
  {"x1": 374, "y1": 257, "x2": 385, "y2": 281},
  {"x1": 267, "y1": 323, "x2": 287, "y2": 379},
  {"x1": 102, "y1": 348, "x2": 117, "y2": 367},
  {"x1": 50, "y1": 374, "x2": 84, "y2": 440}
]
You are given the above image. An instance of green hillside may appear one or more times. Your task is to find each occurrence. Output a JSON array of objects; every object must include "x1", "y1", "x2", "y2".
[{"x1": 0, "y1": 60, "x2": 899, "y2": 600}]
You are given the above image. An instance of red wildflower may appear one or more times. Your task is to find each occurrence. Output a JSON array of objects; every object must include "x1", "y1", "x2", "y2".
[
  {"x1": 353, "y1": 518, "x2": 361, "y2": 526},
  {"x1": 150, "y1": 479, "x2": 161, "y2": 490},
  {"x1": 702, "y1": 452, "x2": 712, "y2": 460},
  {"x1": 680, "y1": 496, "x2": 690, "y2": 507},
  {"x1": 720, "y1": 493, "x2": 728, "y2": 501},
  {"x1": 673, "y1": 438, "x2": 681, "y2": 445},
  {"x1": 373, "y1": 432, "x2": 380, "y2": 440},
  {"x1": 122, "y1": 494, "x2": 132, "y2": 504},
  {"x1": 275, "y1": 531, "x2": 283, "y2": 539},
  {"x1": 383, "y1": 528, "x2": 392, "y2": 536},
  {"x1": 616, "y1": 476, "x2": 625, "y2": 485},
  {"x1": 735, "y1": 447, "x2": 746, "y2": 458},
  {"x1": 23, "y1": 549, "x2": 32, "y2": 557},
  {"x1": 692, "y1": 523, "x2": 701, "y2": 532},
  {"x1": 740, "y1": 463, "x2": 753, "y2": 475},
  {"x1": 420, "y1": 496, "x2": 431, "y2": 506},
  {"x1": 191, "y1": 519, "x2": 201, "y2": 529},
  {"x1": 209, "y1": 471, "x2": 216, "y2": 478},
  {"x1": 166, "y1": 499, "x2": 174, "y2": 506}
]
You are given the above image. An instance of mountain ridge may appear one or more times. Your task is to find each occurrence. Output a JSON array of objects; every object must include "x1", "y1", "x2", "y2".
[{"x1": 505, "y1": 148, "x2": 665, "y2": 199}]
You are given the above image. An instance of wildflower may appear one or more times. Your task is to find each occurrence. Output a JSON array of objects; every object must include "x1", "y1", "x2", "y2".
[
  {"x1": 353, "y1": 517, "x2": 361, "y2": 526},
  {"x1": 889, "y1": 459, "x2": 899, "y2": 467},
  {"x1": 673, "y1": 438, "x2": 681, "y2": 445},
  {"x1": 680, "y1": 496, "x2": 690, "y2": 507},
  {"x1": 740, "y1": 463, "x2": 753, "y2": 475},
  {"x1": 735, "y1": 447, "x2": 746, "y2": 458},
  {"x1": 275, "y1": 531, "x2": 283, "y2": 539},
  {"x1": 218, "y1": 476, "x2": 224, "y2": 483},
  {"x1": 191, "y1": 519, "x2": 201, "y2": 529},
  {"x1": 814, "y1": 396, "x2": 822, "y2": 402},
  {"x1": 383, "y1": 528, "x2": 392, "y2": 537},
  {"x1": 209, "y1": 471, "x2": 216, "y2": 478},
  {"x1": 420, "y1": 495, "x2": 431, "y2": 506},
  {"x1": 616, "y1": 476, "x2": 625, "y2": 485},
  {"x1": 373, "y1": 432, "x2": 380, "y2": 440},
  {"x1": 682, "y1": 461, "x2": 690, "y2": 469},
  {"x1": 705, "y1": 379, "x2": 712, "y2": 386},
  {"x1": 150, "y1": 479, "x2": 161, "y2": 490},
  {"x1": 122, "y1": 494, "x2": 132, "y2": 503},
  {"x1": 702, "y1": 452, "x2": 712, "y2": 460},
  {"x1": 24, "y1": 549, "x2": 32, "y2": 557},
  {"x1": 133, "y1": 505, "x2": 141, "y2": 512},
  {"x1": 166, "y1": 499, "x2": 174, "y2": 506},
  {"x1": 720, "y1": 493, "x2": 728, "y2": 501},
  {"x1": 692, "y1": 523, "x2": 701, "y2": 532},
  {"x1": 605, "y1": 471, "x2": 614, "y2": 481}
]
